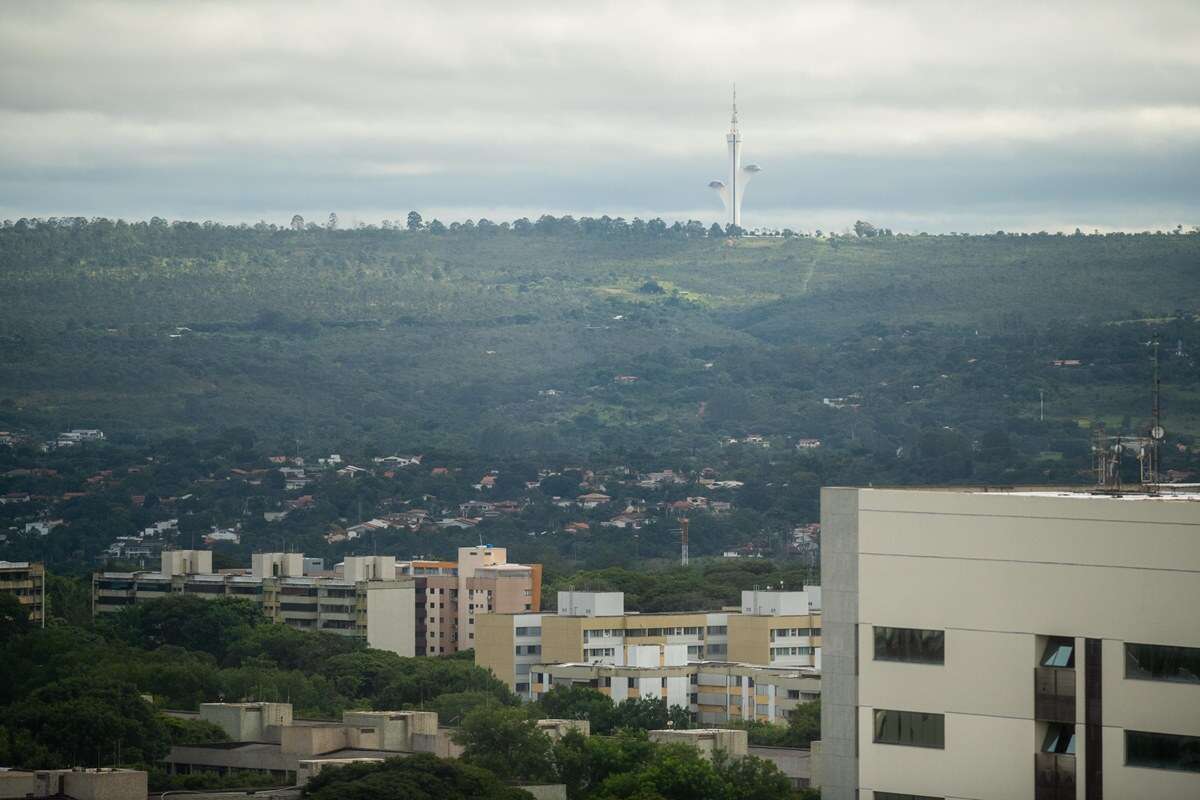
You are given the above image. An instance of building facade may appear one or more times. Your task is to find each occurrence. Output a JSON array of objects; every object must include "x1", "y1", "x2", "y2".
[
  {"x1": 476, "y1": 588, "x2": 822, "y2": 723},
  {"x1": 0, "y1": 560, "x2": 45, "y2": 625},
  {"x1": 820, "y1": 487, "x2": 1200, "y2": 800},
  {"x1": 93, "y1": 551, "x2": 416, "y2": 656},
  {"x1": 401, "y1": 546, "x2": 542, "y2": 656}
]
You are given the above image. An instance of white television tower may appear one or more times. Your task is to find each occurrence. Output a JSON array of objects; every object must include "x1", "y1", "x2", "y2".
[{"x1": 708, "y1": 86, "x2": 761, "y2": 229}]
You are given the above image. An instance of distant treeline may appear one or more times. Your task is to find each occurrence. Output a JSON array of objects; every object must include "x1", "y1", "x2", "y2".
[{"x1": 4, "y1": 213, "x2": 1198, "y2": 245}]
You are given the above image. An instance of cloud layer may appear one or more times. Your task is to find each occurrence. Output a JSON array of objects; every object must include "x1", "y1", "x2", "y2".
[{"x1": 2, "y1": 1, "x2": 1198, "y2": 231}]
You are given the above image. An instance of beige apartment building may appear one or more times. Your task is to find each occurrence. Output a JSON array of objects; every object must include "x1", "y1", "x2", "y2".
[
  {"x1": 820, "y1": 487, "x2": 1200, "y2": 800},
  {"x1": 93, "y1": 551, "x2": 416, "y2": 656},
  {"x1": 0, "y1": 560, "x2": 45, "y2": 625},
  {"x1": 476, "y1": 588, "x2": 822, "y2": 722},
  {"x1": 402, "y1": 546, "x2": 542, "y2": 656}
]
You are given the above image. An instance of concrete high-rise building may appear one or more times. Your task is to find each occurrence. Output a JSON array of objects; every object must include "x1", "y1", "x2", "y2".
[
  {"x1": 819, "y1": 487, "x2": 1200, "y2": 800},
  {"x1": 708, "y1": 87, "x2": 761, "y2": 230},
  {"x1": 401, "y1": 546, "x2": 542, "y2": 657}
]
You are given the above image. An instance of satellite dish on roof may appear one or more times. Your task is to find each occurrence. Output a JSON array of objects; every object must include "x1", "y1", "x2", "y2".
[{"x1": 1151, "y1": 425, "x2": 1165, "y2": 440}]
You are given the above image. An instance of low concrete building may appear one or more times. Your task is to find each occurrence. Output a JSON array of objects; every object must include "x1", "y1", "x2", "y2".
[
  {"x1": 649, "y1": 728, "x2": 749, "y2": 759},
  {"x1": 296, "y1": 757, "x2": 384, "y2": 786},
  {"x1": 341, "y1": 711, "x2": 438, "y2": 752},
  {"x1": 0, "y1": 768, "x2": 147, "y2": 800},
  {"x1": 748, "y1": 745, "x2": 813, "y2": 789},
  {"x1": 164, "y1": 705, "x2": 461, "y2": 779},
  {"x1": 201, "y1": 701, "x2": 292, "y2": 742},
  {"x1": 535, "y1": 718, "x2": 591, "y2": 740}
]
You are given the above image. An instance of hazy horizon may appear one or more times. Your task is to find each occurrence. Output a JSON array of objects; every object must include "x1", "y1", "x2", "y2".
[{"x1": 3, "y1": 1, "x2": 1199, "y2": 233}]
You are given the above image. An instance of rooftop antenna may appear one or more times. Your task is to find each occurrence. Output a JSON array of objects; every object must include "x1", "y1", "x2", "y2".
[{"x1": 1149, "y1": 333, "x2": 1164, "y2": 485}]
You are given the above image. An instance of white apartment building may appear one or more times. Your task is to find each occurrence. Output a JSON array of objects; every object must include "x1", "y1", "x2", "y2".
[
  {"x1": 819, "y1": 487, "x2": 1200, "y2": 800},
  {"x1": 476, "y1": 589, "x2": 822, "y2": 725}
]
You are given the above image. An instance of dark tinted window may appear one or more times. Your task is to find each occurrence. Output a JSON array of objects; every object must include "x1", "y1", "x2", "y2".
[
  {"x1": 1040, "y1": 637, "x2": 1075, "y2": 668},
  {"x1": 1125, "y1": 643, "x2": 1200, "y2": 684},
  {"x1": 874, "y1": 627, "x2": 944, "y2": 664},
  {"x1": 1042, "y1": 724, "x2": 1077, "y2": 754},
  {"x1": 873, "y1": 709, "x2": 945, "y2": 749},
  {"x1": 1125, "y1": 730, "x2": 1200, "y2": 772}
]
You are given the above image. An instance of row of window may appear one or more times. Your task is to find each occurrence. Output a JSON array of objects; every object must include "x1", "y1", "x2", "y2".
[
  {"x1": 770, "y1": 627, "x2": 821, "y2": 639},
  {"x1": 874, "y1": 627, "x2": 1199, "y2": 687},
  {"x1": 515, "y1": 626, "x2": 542, "y2": 636},
  {"x1": 585, "y1": 647, "x2": 616, "y2": 658},
  {"x1": 514, "y1": 644, "x2": 542, "y2": 656},
  {"x1": 873, "y1": 708, "x2": 1200, "y2": 775},
  {"x1": 770, "y1": 646, "x2": 814, "y2": 658},
  {"x1": 620, "y1": 626, "x2": 705, "y2": 638}
]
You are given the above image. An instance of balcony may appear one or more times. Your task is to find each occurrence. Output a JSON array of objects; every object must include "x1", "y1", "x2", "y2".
[
  {"x1": 1034, "y1": 667, "x2": 1075, "y2": 723},
  {"x1": 1034, "y1": 752, "x2": 1076, "y2": 800}
]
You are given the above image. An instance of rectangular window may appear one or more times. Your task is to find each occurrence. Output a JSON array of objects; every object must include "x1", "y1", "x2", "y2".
[
  {"x1": 1125, "y1": 730, "x2": 1200, "y2": 772},
  {"x1": 873, "y1": 709, "x2": 945, "y2": 749},
  {"x1": 1125, "y1": 643, "x2": 1200, "y2": 684},
  {"x1": 874, "y1": 627, "x2": 945, "y2": 665},
  {"x1": 1041, "y1": 637, "x2": 1075, "y2": 668},
  {"x1": 1042, "y1": 724, "x2": 1077, "y2": 755},
  {"x1": 706, "y1": 625, "x2": 727, "y2": 636}
]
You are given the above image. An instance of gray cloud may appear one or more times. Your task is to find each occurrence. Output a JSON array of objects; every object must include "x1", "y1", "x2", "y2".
[{"x1": 1, "y1": 0, "x2": 1198, "y2": 231}]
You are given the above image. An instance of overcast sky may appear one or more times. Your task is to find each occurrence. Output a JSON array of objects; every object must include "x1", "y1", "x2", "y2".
[{"x1": 2, "y1": 1, "x2": 1199, "y2": 232}]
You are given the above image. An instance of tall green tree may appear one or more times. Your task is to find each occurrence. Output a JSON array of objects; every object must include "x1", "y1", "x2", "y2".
[
  {"x1": 454, "y1": 705, "x2": 556, "y2": 783},
  {"x1": 302, "y1": 753, "x2": 533, "y2": 800}
]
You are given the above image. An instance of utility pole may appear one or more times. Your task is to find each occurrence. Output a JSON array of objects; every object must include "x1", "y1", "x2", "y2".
[
  {"x1": 1039, "y1": 389, "x2": 1044, "y2": 422},
  {"x1": 680, "y1": 517, "x2": 689, "y2": 567}
]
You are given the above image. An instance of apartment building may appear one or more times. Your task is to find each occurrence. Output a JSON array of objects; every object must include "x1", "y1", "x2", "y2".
[
  {"x1": 0, "y1": 560, "x2": 45, "y2": 625},
  {"x1": 527, "y1": 650, "x2": 821, "y2": 725},
  {"x1": 93, "y1": 551, "x2": 416, "y2": 656},
  {"x1": 820, "y1": 487, "x2": 1200, "y2": 800},
  {"x1": 401, "y1": 546, "x2": 542, "y2": 656},
  {"x1": 475, "y1": 588, "x2": 822, "y2": 722}
]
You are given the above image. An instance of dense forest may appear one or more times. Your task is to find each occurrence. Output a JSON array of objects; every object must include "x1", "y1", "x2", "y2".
[{"x1": 1, "y1": 217, "x2": 1196, "y2": 463}]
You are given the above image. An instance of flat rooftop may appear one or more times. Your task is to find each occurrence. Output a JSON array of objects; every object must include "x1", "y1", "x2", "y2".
[
  {"x1": 989, "y1": 488, "x2": 1200, "y2": 502},
  {"x1": 844, "y1": 485, "x2": 1200, "y2": 502}
]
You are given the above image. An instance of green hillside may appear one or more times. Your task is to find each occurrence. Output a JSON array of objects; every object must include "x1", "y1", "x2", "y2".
[{"x1": 1, "y1": 219, "x2": 1197, "y2": 469}]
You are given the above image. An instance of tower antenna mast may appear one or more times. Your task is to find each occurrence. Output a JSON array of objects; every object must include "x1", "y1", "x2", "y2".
[{"x1": 707, "y1": 86, "x2": 760, "y2": 230}]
